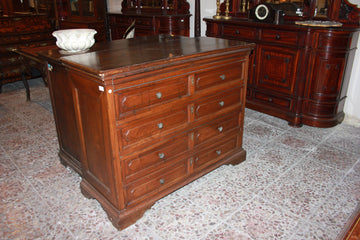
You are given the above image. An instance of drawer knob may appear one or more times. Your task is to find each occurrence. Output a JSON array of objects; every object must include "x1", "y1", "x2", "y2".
[
  {"x1": 158, "y1": 153, "x2": 165, "y2": 159},
  {"x1": 219, "y1": 101, "x2": 225, "y2": 107},
  {"x1": 216, "y1": 150, "x2": 222, "y2": 155},
  {"x1": 218, "y1": 126, "x2": 223, "y2": 132},
  {"x1": 159, "y1": 179, "x2": 165, "y2": 185},
  {"x1": 220, "y1": 74, "x2": 226, "y2": 80},
  {"x1": 268, "y1": 98, "x2": 273, "y2": 102},
  {"x1": 235, "y1": 30, "x2": 240, "y2": 34},
  {"x1": 275, "y1": 35, "x2": 281, "y2": 40},
  {"x1": 157, "y1": 123, "x2": 164, "y2": 129},
  {"x1": 156, "y1": 92, "x2": 162, "y2": 99}
]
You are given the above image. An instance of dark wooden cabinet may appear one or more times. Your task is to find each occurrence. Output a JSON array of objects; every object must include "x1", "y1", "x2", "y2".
[
  {"x1": 40, "y1": 35, "x2": 254, "y2": 229},
  {"x1": 108, "y1": 0, "x2": 190, "y2": 40},
  {"x1": 205, "y1": 0, "x2": 360, "y2": 128},
  {"x1": 57, "y1": 0, "x2": 106, "y2": 41},
  {"x1": 0, "y1": 14, "x2": 55, "y2": 91}
]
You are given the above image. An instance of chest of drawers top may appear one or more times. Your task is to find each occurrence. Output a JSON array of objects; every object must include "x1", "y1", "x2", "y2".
[{"x1": 40, "y1": 35, "x2": 255, "y2": 80}]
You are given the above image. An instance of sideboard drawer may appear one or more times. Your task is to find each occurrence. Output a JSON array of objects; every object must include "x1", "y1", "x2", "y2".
[
  {"x1": 120, "y1": 107, "x2": 188, "y2": 147},
  {"x1": 116, "y1": 76, "x2": 188, "y2": 118},
  {"x1": 223, "y1": 25, "x2": 257, "y2": 41},
  {"x1": 125, "y1": 160, "x2": 188, "y2": 205},
  {"x1": 253, "y1": 91, "x2": 292, "y2": 111},
  {"x1": 194, "y1": 87, "x2": 242, "y2": 120},
  {"x1": 194, "y1": 63, "x2": 245, "y2": 91},
  {"x1": 261, "y1": 29, "x2": 302, "y2": 46},
  {"x1": 124, "y1": 134, "x2": 189, "y2": 183}
]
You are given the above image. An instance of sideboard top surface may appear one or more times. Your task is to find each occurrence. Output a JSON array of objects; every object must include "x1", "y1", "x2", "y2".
[{"x1": 40, "y1": 35, "x2": 255, "y2": 78}]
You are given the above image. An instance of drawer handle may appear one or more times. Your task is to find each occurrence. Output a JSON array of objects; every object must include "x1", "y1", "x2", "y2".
[
  {"x1": 219, "y1": 101, "x2": 225, "y2": 107},
  {"x1": 275, "y1": 35, "x2": 281, "y2": 40},
  {"x1": 216, "y1": 150, "x2": 222, "y2": 155},
  {"x1": 235, "y1": 30, "x2": 240, "y2": 34},
  {"x1": 218, "y1": 126, "x2": 223, "y2": 132},
  {"x1": 157, "y1": 123, "x2": 164, "y2": 129},
  {"x1": 220, "y1": 74, "x2": 226, "y2": 80},
  {"x1": 158, "y1": 153, "x2": 165, "y2": 159},
  {"x1": 156, "y1": 92, "x2": 162, "y2": 99},
  {"x1": 159, "y1": 179, "x2": 165, "y2": 185},
  {"x1": 268, "y1": 98, "x2": 273, "y2": 102}
]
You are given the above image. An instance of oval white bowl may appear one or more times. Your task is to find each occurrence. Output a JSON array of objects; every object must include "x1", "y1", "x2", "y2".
[{"x1": 52, "y1": 29, "x2": 97, "y2": 52}]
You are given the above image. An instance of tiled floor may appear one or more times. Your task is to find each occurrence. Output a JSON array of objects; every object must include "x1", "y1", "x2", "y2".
[{"x1": 1, "y1": 79, "x2": 360, "y2": 240}]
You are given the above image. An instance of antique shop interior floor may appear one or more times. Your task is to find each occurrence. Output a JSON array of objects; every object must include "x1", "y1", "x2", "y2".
[{"x1": 1, "y1": 79, "x2": 360, "y2": 240}]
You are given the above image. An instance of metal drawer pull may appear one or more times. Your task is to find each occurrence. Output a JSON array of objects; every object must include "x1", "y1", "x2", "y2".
[
  {"x1": 219, "y1": 101, "x2": 225, "y2": 107},
  {"x1": 268, "y1": 98, "x2": 273, "y2": 102},
  {"x1": 220, "y1": 74, "x2": 226, "y2": 80},
  {"x1": 218, "y1": 126, "x2": 223, "y2": 132},
  {"x1": 275, "y1": 35, "x2": 281, "y2": 40},
  {"x1": 157, "y1": 123, "x2": 164, "y2": 129},
  {"x1": 160, "y1": 179, "x2": 165, "y2": 184},
  {"x1": 216, "y1": 150, "x2": 222, "y2": 155},
  {"x1": 158, "y1": 153, "x2": 165, "y2": 159},
  {"x1": 156, "y1": 92, "x2": 162, "y2": 99}
]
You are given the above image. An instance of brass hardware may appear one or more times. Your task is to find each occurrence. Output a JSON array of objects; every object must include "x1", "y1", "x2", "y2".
[
  {"x1": 156, "y1": 92, "x2": 162, "y2": 99},
  {"x1": 159, "y1": 179, "x2": 165, "y2": 184},
  {"x1": 219, "y1": 101, "x2": 225, "y2": 107},
  {"x1": 220, "y1": 74, "x2": 226, "y2": 80},
  {"x1": 223, "y1": 0, "x2": 232, "y2": 20},
  {"x1": 218, "y1": 126, "x2": 223, "y2": 132},
  {"x1": 158, "y1": 153, "x2": 165, "y2": 159},
  {"x1": 157, "y1": 123, "x2": 164, "y2": 129},
  {"x1": 216, "y1": 150, "x2": 222, "y2": 155}
]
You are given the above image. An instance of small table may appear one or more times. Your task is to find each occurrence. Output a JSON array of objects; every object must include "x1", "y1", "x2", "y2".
[{"x1": 12, "y1": 45, "x2": 57, "y2": 101}]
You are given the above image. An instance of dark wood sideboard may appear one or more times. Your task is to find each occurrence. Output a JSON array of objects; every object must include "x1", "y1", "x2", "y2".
[
  {"x1": 39, "y1": 35, "x2": 254, "y2": 229},
  {"x1": 0, "y1": 14, "x2": 55, "y2": 91},
  {"x1": 108, "y1": 0, "x2": 191, "y2": 40},
  {"x1": 205, "y1": 0, "x2": 360, "y2": 128}
]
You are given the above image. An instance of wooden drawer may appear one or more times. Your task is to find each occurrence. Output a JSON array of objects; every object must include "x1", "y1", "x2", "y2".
[
  {"x1": 193, "y1": 136, "x2": 238, "y2": 172},
  {"x1": 194, "y1": 63, "x2": 245, "y2": 91},
  {"x1": 125, "y1": 160, "x2": 188, "y2": 205},
  {"x1": 123, "y1": 134, "x2": 189, "y2": 183},
  {"x1": 253, "y1": 91, "x2": 292, "y2": 111},
  {"x1": 222, "y1": 25, "x2": 257, "y2": 41},
  {"x1": 115, "y1": 76, "x2": 188, "y2": 118},
  {"x1": 261, "y1": 29, "x2": 302, "y2": 46},
  {"x1": 119, "y1": 106, "x2": 188, "y2": 147},
  {"x1": 193, "y1": 112, "x2": 240, "y2": 146},
  {"x1": 194, "y1": 87, "x2": 242, "y2": 120}
]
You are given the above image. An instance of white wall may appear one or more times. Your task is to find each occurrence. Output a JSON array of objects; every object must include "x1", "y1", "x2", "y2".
[{"x1": 108, "y1": 0, "x2": 360, "y2": 121}]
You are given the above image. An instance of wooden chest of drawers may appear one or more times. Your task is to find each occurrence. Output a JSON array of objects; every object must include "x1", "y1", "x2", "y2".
[{"x1": 40, "y1": 35, "x2": 254, "y2": 229}]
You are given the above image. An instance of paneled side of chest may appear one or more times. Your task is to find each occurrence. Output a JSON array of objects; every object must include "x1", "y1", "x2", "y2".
[{"x1": 112, "y1": 54, "x2": 248, "y2": 208}]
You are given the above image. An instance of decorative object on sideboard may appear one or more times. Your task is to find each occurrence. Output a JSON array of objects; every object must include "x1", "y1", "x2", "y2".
[{"x1": 52, "y1": 29, "x2": 97, "y2": 53}]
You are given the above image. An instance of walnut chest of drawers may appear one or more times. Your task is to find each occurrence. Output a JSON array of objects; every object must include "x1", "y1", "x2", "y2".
[{"x1": 40, "y1": 35, "x2": 254, "y2": 229}]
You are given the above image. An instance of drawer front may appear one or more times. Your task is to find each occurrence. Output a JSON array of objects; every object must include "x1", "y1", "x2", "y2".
[
  {"x1": 253, "y1": 91, "x2": 292, "y2": 111},
  {"x1": 115, "y1": 76, "x2": 188, "y2": 118},
  {"x1": 193, "y1": 113, "x2": 240, "y2": 146},
  {"x1": 124, "y1": 134, "x2": 189, "y2": 182},
  {"x1": 261, "y1": 29, "x2": 303, "y2": 46},
  {"x1": 120, "y1": 107, "x2": 188, "y2": 146},
  {"x1": 261, "y1": 29, "x2": 302, "y2": 46},
  {"x1": 194, "y1": 87, "x2": 242, "y2": 120},
  {"x1": 222, "y1": 25, "x2": 257, "y2": 41},
  {"x1": 125, "y1": 160, "x2": 188, "y2": 205},
  {"x1": 194, "y1": 63, "x2": 245, "y2": 91},
  {"x1": 193, "y1": 136, "x2": 238, "y2": 172}
]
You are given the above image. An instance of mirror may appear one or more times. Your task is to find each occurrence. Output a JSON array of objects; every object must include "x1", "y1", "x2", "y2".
[{"x1": 314, "y1": 0, "x2": 329, "y2": 18}]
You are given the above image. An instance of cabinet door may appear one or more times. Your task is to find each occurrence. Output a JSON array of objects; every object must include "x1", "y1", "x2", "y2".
[
  {"x1": 255, "y1": 44, "x2": 299, "y2": 95},
  {"x1": 307, "y1": 51, "x2": 346, "y2": 101}
]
